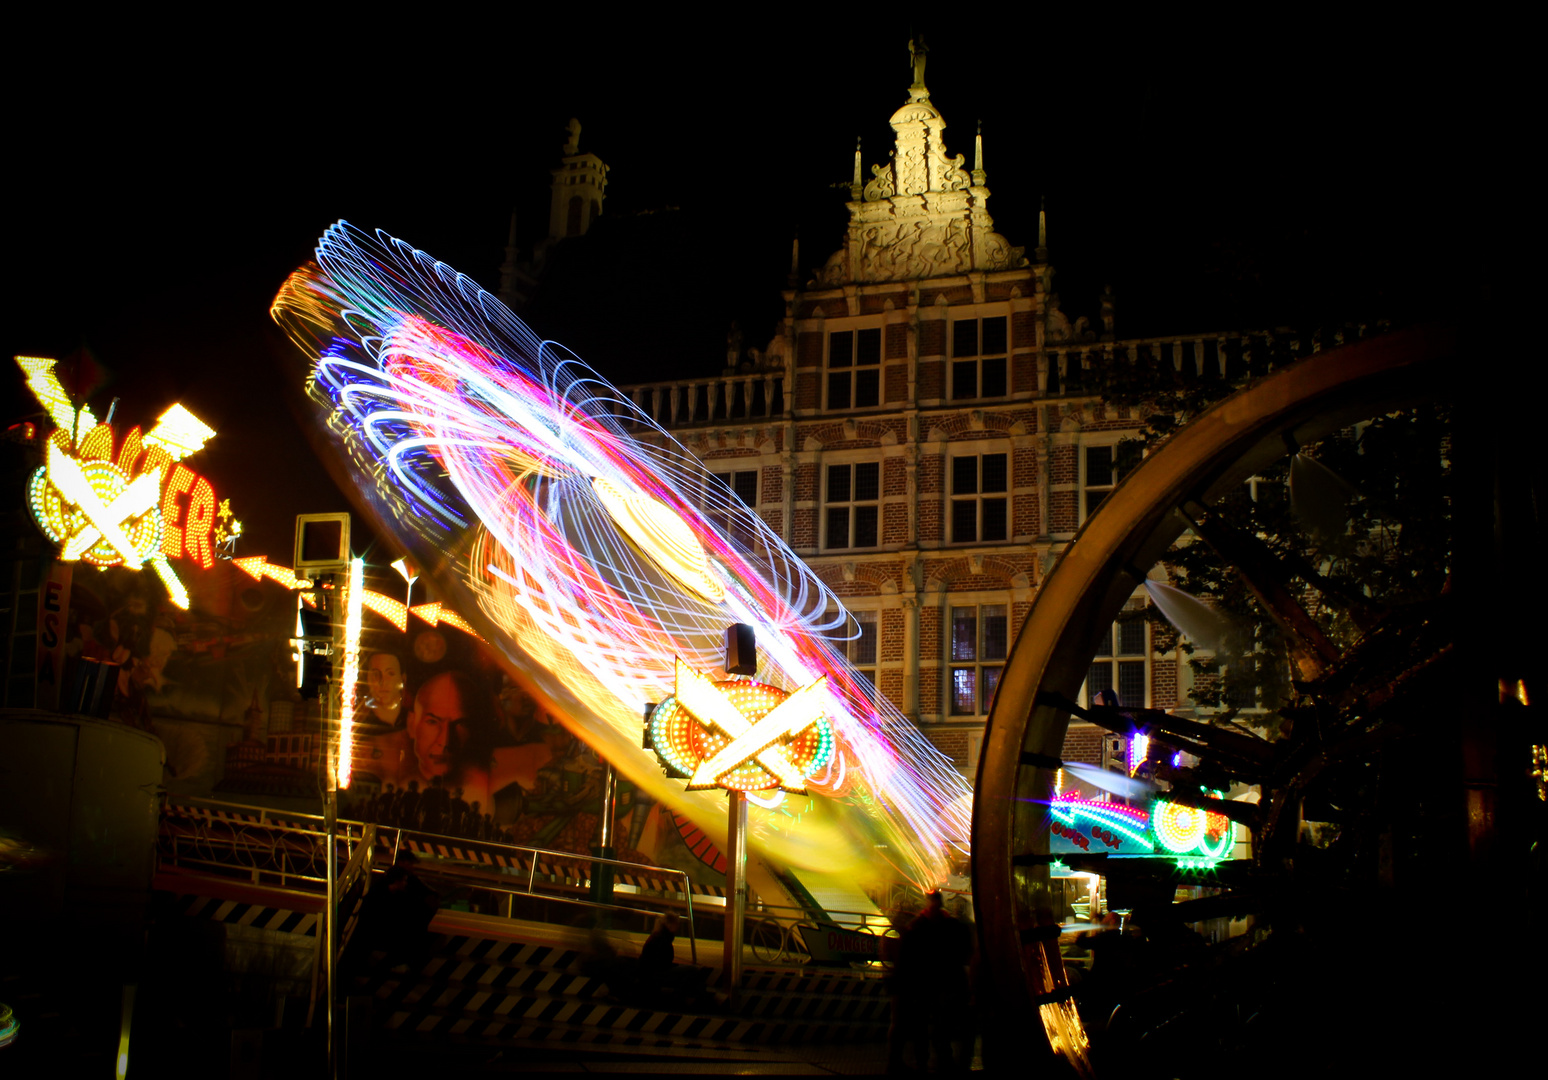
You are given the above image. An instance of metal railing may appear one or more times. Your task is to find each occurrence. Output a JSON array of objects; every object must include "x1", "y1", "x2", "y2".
[
  {"x1": 160, "y1": 796, "x2": 700, "y2": 960},
  {"x1": 742, "y1": 901, "x2": 899, "y2": 967}
]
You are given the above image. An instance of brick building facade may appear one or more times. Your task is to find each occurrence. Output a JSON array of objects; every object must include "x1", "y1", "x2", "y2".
[{"x1": 614, "y1": 55, "x2": 1217, "y2": 778}]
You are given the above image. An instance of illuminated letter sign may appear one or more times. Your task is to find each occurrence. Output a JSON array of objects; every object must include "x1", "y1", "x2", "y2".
[
  {"x1": 647, "y1": 659, "x2": 834, "y2": 794},
  {"x1": 15, "y1": 356, "x2": 236, "y2": 609}
]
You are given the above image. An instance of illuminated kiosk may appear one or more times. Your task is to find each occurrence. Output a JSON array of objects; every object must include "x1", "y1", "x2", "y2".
[
  {"x1": 1046, "y1": 791, "x2": 1237, "y2": 920},
  {"x1": 271, "y1": 224, "x2": 974, "y2": 925}
]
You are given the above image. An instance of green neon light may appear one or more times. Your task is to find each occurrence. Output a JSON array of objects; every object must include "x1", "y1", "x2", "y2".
[{"x1": 1069, "y1": 805, "x2": 1154, "y2": 850}]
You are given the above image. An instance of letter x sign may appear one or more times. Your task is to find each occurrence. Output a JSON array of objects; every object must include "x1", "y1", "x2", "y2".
[{"x1": 675, "y1": 659, "x2": 827, "y2": 793}]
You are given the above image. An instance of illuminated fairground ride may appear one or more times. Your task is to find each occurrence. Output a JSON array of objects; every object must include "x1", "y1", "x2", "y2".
[
  {"x1": 973, "y1": 325, "x2": 1541, "y2": 1074},
  {"x1": 271, "y1": 223, "x2": 972, "y2": 889}
]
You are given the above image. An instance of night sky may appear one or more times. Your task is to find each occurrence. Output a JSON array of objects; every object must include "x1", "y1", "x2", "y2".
[{"x1": 3, "y1": 19, "x2": 1509, "y2": 567}]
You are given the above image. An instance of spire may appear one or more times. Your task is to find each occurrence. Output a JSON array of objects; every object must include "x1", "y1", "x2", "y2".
[
  {"x1": 788, "y1": 234, "x2": 801, "y2": 287},
  {"x1": 972, "y1": 120, "x2": 986, "y2": 186},
  {"x1": 1036, "y1": 196, "x2": 1048, "y2": 262},
  {"x1": 498, "y1": 211, "x2": 521, "y2": 306},
  {"x1": 547, "y1": 117, "x2": 608, "y2": 243},
  {"x1": 908, "y1": 34, "x2": 929, "y2": 100},
  {"x1": 851, "y1": 137, "x2": 863, "y2": 200}
]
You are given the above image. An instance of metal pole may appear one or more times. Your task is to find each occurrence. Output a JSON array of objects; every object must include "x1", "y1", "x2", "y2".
[
  {"x1": 589, "y1": 761, "x2": 618, "y2": 912},
  {"x1": 723, "y1": 790, "x2": 747, "y2": 1008},
  {"x1": 323, "y1": 777, "x2": 337, "y2": 1080}
]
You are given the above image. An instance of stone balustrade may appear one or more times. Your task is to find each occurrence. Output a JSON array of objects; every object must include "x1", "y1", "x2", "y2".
[
  {"x1": 619, "y1": 372, "x2": 787, "y2": 427},
  {"x1": 1043, "y1": 331, "x2": 1302, "y2": 395}
]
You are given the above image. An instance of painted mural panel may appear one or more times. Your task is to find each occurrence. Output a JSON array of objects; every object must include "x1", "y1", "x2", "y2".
[{"x1": 50, "y1": 559, "x2": 728, "y2": 889}]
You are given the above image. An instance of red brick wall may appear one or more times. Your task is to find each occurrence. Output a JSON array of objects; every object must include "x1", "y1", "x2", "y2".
[
  {"x1": 1061, "y1": 726, "x2": 1103, "y2": 765},
  {"x1": 1050, "y1": 445, "x2": 1077, "y2": 485},
  {"x1": 1013, "y1": 600, "x2": 1032, "y2": 639},
  {"x1": 1014, "y1": 490, "x2": 1039, "y2": 538},
  {"x1": 1151, "y1": 653, "x2": 1178, "y2": 709},
  {"x1": 919, "y1": 286, "x2": 974, "y2": 307},
  {"x1": 1051, "y1": 490, "x2": 1077, "y2": 533},
  {"x1": 1011, "y1": 310, "x2": 1037, "y2": 349},
  {"x1": 794, "y1": 370, "x2": 818, "y2": 410},
  {"x1": 862, "y1": 291, "x2": 909, "y2": 314},
  {"x1": 918, "y1": 359, "x2": 944, "y2": 400},
  {"x1": 881, "y1": 609, "x2": 905, "y2": 662},
  {"x1": 885, "y1": 363, "x2": 909, "y2": 403},
  {"x1": 918, "y1": 454, "x2": 943, "y2": 495},
  {"x1": 918, "y1": 499, "x2": 942, "y2": 542},
  {"x1": 884, "y1": 457, "x2": 908, "y2": 496},
  {"x1": 926, "y1": 727, "x2": 969, "y2": 766},
  {"x1": 760, "y1": 465, "x2": 783, "y2": 504},
  {"x1": 797, "y1": 331, "x2": 823, "y2": 367},
  {"x1": 919, "y1": 605, "x2": 939, "y2": 659},
  {"x1": 880, "y1": 669, "x2": 905, "y2": 711},
  {"x1": 886, "y1": 322, "x2": 908, "y2": 359},
  {"x1": 919, "y1": 667, "x2": 940, "y2": 715},
  {"x1": 1013, "y1": 353, "x2": 1037, "y2": 395},
  {"x1": 794, "y1": 463, "x2": 817, "y2": 502},
  {"x1": 884, "y1": 502, "x2": 908, "y2": 544},
  {"x1": 792, "y1": 507, "x2": 816, "y2": 548},
  {"x1": 918, "y1": 321, "x2": 945, "y2": 357}
]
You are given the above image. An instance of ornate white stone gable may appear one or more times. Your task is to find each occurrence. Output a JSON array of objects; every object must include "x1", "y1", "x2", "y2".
[{"x1": 819, "y1": 45, "x2": 1026, "y2": 286}]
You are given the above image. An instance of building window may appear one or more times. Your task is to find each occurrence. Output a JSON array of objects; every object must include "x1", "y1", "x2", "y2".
[
  {"x1": 950, "y1": 604, "x2": 1008, "y2": 715},
  {"x1": 838, "y1": 610, "x2": 878, "y2": 685},
  {"x1": 713, "y1": 470, "x2": 758, "y2": 507},
  {"x1": 951, "y1": 316, "x2": 1008, "y2": 399},
  {"x1": 1085, "y1": 616, "x2": 1148, "y2": 708},
  {"x1": 1083, "y1": 444, "x2": 1120, "y2": 519},
  {"x1": 950, "y1": 453, "x2": 1008, "y2": 543},
  {"x1": 824, "y1": 462, "x2": 880, "y2": 549},
  {"x1": 827, "y1": 327, "x2": 881, "y2": 410},
  {"x1": 710, "y1": 470, "x2": 758, "y2": 551}
]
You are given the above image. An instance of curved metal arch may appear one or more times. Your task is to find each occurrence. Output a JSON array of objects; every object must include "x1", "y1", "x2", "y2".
[{"x1": 970, "y1": 325, "x2": 1456, "y2": 1063}]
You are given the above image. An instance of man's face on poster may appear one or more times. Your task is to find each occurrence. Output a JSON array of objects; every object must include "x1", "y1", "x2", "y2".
[
  {"x1": 407, "y1": 673, "x2": 466, "y2": 777},
  {"x1": 368, "y1": 653, "x2": 405, "y2": 712}
]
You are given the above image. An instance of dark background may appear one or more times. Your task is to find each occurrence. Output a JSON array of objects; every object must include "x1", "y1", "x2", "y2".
[{"x1": 2, "y1": 16, "x2": 1513, "y2": 565}]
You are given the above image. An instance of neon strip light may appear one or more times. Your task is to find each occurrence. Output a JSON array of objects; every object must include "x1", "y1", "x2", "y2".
[
  {"x1": 337, "y1": 556, "x2": 364, "y2": 790},
  {"x1": 1051, "y1": 796, "x2": 1151, "y2": 826}
]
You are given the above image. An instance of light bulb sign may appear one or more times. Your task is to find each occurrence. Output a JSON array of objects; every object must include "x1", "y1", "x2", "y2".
[
  {"x1": 1049, "y1": 795, "x2": 1235, "y2": 864},
  {"x1": 647, "y1": 659, "x2": 834, "y2": 794},
  {"x1": 16, "y1": 356, "x2": 238, "y2": 609}
]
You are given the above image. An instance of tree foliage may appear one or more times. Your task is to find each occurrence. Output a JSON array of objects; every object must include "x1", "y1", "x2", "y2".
[{"x1": 1087, "y1": 325, "x2": 1452, "y2": 730}]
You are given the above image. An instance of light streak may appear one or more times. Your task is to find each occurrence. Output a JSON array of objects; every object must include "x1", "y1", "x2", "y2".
[
  {"x1": 271, "y1": 222, "x2": 974, "y2": 887},
  {"x1": 338, "y1": 556, "x2": 364, "y2": 789}
]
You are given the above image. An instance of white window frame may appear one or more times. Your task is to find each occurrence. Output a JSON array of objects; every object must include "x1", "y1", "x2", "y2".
[
  {"x1": 949, "y1": 310, "x2": 1010, "y2": 401},
  {"x1": 947, "y1": 602, "x2": 1009, "y2": 717},
  {"x1": 1080, "y1": 438, "x2": 1123, "y2": 523},
  {"x1": 825, "y1": 322, "x2": 884, "y2": 410},
  {"x1": 823, "y1": 460, "x2": 881, "y2": 550},
  {"x1": 1080, "y1": 605, "x2": 1150, "y2": 710},
  {"x1": 949, "y1": 452, "x2": 1010, "y2": 544},
  {"x1": 712, "y1": 470, "x2": 758, "y2": 508}
]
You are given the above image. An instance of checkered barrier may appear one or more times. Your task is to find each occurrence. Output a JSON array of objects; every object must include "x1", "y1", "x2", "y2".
[
  {"x1": 164, "y1": 875, "x2": 888, "y2": 1048},
  {"x1": 363, "y1": 934, "x2": 888, "y2": 1046},
  {"x1": 171, "y1": 891, "x2": 322, "y2": 937}
]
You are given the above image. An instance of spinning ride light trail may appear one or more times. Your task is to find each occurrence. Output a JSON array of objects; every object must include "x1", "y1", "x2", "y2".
[{"x1": 272, "y1": 222, "x2": 972, "y2": 886}]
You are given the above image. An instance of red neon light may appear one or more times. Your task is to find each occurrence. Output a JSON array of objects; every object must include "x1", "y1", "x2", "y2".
[
  {"x1": 1051, "y1": 796, "x2": 1151, "y2": 825},
  {"x1": 184, "y1": 476, "x2": 217, "y2": 569},
  {"x1": 161, "y1": 464, "x2": 195, "y2": 558}
]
